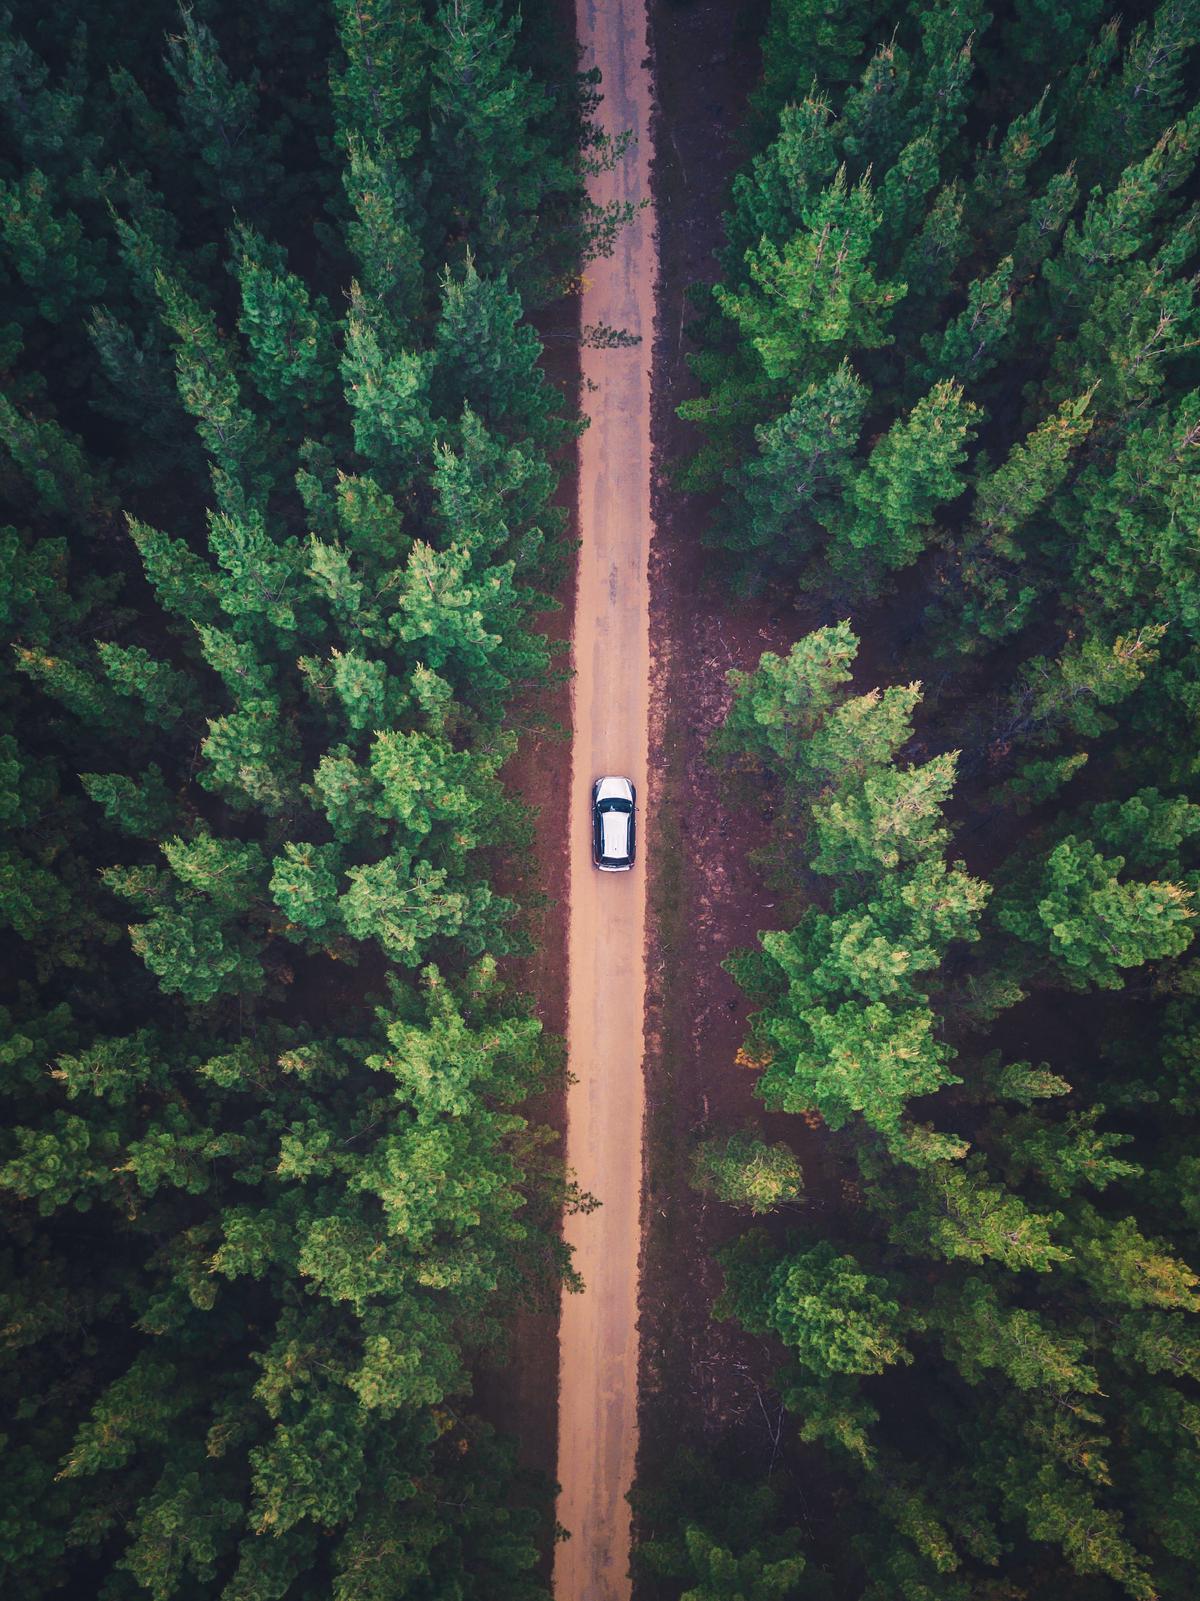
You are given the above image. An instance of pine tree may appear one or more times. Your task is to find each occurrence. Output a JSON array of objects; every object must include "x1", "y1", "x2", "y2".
[
  {"x1": 432, "y1": 254, "x2": 569, "y2": 451},
  {"x1": 691, "y1": 1130, "x2": 804, "y2": 1214},
  {"x1": 231, "y1": 223, "x2": 337, "y2": 420},
  {"x1": 808, "y1": 751, "x2": 959, "y2": 874},
  {"x1": 87, "y1": 307, "x2": 196, "y2": 477},
  {"x1": 670, "y1": 1526, "x2": 808, "y2": 1600},
  {"x1": 718, "y1": 361, "x2": 867, "y2": 587},
  {"x1": 897, "y1": 178, "x2": 967, "y2": 308},
  {"x1": 918, "y1": 255, "x2": 1014, "y2": 385},
  {"x1": 875, "y1": 134, "x2": 943, "y2": 265},
  {"x1": 432, "y1": 403, "x2": 564, "y2": 581},
  {"x1": 331, "y1": 0, "x2": 430, "y2": 161},
  {"x1": 0, "y1": 393, "x2": 111, "y2": 525},
  {"x1": 127, "y1": 899, "x2": 265, "y2": 1002},
  {"x1": 13, "y1": 645, "x2": 124, "y2": 730},
  {"x1": 837, "y1": 40, "x2": 915, "y2": 174},
  {"x1": 963, "y1": 90, "x2": 1056, "y2": 250},
  {"x1": 79, "y1": 766, "x2": 175, "y2": 838},
  {"x1": 998, "y1": 627, "x2": 1166, "y2": 752},
  {"x1": 828, "y1": 380, "x2": 977, "y2": 589},
  {"x1": 931, "y1": 1278, "x2": 1100, "y2": 1394},
  {"x1": 996, "y1": 835, "x2": 1196, "y2": 990},
  {"x1": 340, "y1": 281, "x2": 434, "y2": 478},
  {"x1": 998, "y1": 1104, "x2": 1141, "y2": 1196},
  {"x1": 427, "y1": 0, "x2": 574, "y2": 289},
  {"x1": 340, "y1": 133, "x2": 427, "y2": 331},
  {"x1": 722, "y1": 95, "x2": 839, "y2": 268},
  {"x1": 757, "y1": 995, "x2": 959, "y2": 1130},
  {"x1": 199, "y1": 695, "x2": 303, "y2": 815},
  {"x1": 153, "y1": 269, "x2": 269, "y2": 493},
  {"x1": 751, "y1": 0, "x2": 883, "y2": 124},
  {"x1": 711, "y1": 620, "x2": 858, "y2": 770},
  {"x1": 1061, "y1": 389, "x2": 1200, "y2": 636},
  {"x1": 163, "y1": 6, "x2": 283, "y2": 219},
  {"x1": 943, "y1": 390, "x2": 1095, "y2": 647},
  {"x1": 1010, "y1": 166, "x2": 1079, "y2": 278},
  {"x1": 97, "y1": 642, "x2": 200, "y2": 730},
  {"x1": 339, "y1": 852, "x2": 507, "y2": 964},
  {"x1": 715, "y1": 167, "x2": 905, "y2": 385},
  {"x1": 719, "y1": 1235, "x2": 917, "y2": 1376},
  {"x1": 0, "y1": 168, "x2": 106, "y2": 323},
  {"x1": 880, "y1": 1158, "x2": 1070, "y2": 1272},
  {"x1": 908, "y1": 0, "x2": 985, "y2": 145}
]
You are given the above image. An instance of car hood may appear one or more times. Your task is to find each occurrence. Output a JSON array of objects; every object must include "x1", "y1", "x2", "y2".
[{"x1": 595, "y1": 776, "x2": 634, "y2": 803}]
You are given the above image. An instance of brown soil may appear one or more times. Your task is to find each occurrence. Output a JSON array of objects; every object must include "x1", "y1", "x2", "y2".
[
  {"x1": 485, "y1": 0, "x2": 844, "y2": 1588},
  {"x1": 553, "y1": 0, "x2": 657, "y2": 1594},
  {"x1": 635, "y1": 0, "x2": 841, "y2": 1584},
  {"x1": 481, "y1": 3, "x2": 658, "y2": 1597}
]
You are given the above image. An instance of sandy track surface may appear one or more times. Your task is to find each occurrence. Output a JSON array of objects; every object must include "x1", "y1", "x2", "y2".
[{"x1": 553, "y1": 0, "x2": 655, "y2": 1596}]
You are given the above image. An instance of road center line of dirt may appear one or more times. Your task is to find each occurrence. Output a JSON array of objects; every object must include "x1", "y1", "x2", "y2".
[{"x1": 553, "y1": 0, "x2": 656, "y2": 1597}]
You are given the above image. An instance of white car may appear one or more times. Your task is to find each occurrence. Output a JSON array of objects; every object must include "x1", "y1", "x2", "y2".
[{"x1": 592, "y1": 776, "x2": 636, "y2": 871}]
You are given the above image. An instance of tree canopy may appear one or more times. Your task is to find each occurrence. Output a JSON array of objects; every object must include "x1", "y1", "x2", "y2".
[
  {"x1": 0, "y1": 1, "x2": 604, "y2": 1593},
  {"x1": 664, "y1": 2, "x2": 1200, "y2": 1596}
]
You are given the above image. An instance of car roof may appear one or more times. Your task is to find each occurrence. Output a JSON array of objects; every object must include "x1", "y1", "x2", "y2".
[
  {"x1": 601, "y1": 809, "x2": 631, "y2": 858},
  {"x1": 595, "y1": 775, "x2": 634, "y2": 802}
]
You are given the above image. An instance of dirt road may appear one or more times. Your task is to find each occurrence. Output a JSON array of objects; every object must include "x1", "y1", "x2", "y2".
[{"x1": 553, "y1": 0, "x2": 655, "y2": 1596}]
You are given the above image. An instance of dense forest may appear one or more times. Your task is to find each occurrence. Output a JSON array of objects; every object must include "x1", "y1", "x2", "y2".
[
  {"x1": 637, "y1": 1, "x2": 1200, "y2": 1598},
  {"x1": 8, "y1": 0, "x2": 1200, "y2": 1599},
  {"x1": 0, "y1": 2, "x2": 627, "y2": 1595}
]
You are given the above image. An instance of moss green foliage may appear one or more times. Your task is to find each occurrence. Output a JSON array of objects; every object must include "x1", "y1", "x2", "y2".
[
  {"x1": 0, "y1": 1, "x2": 609, "y2": 1593},
  {"x1": 691, "y1": 1129, "x2": 804, "y2": 1214},
  {"x1": 703, "y1": 618, "x2": 1200, "y2": 1598},
  {"x1": 660, "y1": 3, "x2": 1200, "y2": 1597},
  {"x1": 633, "y1": 1451, "x2": 818, "y2": 1601}
]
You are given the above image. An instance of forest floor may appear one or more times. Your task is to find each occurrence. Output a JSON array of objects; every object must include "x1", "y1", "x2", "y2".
[{"x1": 634, "y1": 0, "x2": 840, "y2": 1588}]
